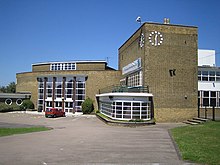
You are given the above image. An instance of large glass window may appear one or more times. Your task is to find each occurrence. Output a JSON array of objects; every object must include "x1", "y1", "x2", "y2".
[
  {"x1": 198, "y1": 70, "x2": 220, "y2": 82},
  {"x1": 100, "y1": 100, "x2": 151, "y2": 120},
  {"x1": 55, "y1": 78, "x2": 62, "y2": 99},
  {"x1": 127, "y1": 71, "x2": 142, "y2": 87},
  {"x1": 65, "y1": 77, "x2": 73, "y2": 99},
  {"x1": 199, "y1": 91, "x2": 218, "y2": 107},
  {"x1": 37, "y1": 79, "x2": 44, "y2": 112},
  {"x1": 75, "y1": 81, "x2": 85, "y2": 112},
  {"x1": 37, "y1": 76, "x2": 85, "y2": 113}
]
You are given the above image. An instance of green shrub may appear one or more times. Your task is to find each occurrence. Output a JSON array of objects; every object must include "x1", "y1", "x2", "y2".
[
  {"x1": 81, "y1": 98, "x2": 94, "y2": 114},
  {"x1": 0, "y1": 103, "x2": 21, "y2": 113},
  {"x1": 20, "y1": 99, "x2": 34, "y2": 110},
  {"x1": 95, "y1": 109, "x2": 100, "y2": 114}
]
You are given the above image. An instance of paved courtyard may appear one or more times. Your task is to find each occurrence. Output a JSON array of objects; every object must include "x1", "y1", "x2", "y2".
[{"x1": 0, "y1": 112, "x2": 195, "y2": 165}]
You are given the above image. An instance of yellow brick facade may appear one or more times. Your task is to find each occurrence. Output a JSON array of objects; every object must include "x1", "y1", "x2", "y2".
[
  {"x1": 119, "y1": 23, "x2": 198, "y2": 122},
  {"x1": 16, "y1": 69, "x2": 121, "y2": 110}
]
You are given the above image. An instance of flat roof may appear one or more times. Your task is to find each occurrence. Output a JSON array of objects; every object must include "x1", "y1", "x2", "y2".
[
  {"x1": 32, "y1": 60, "x2": 107, "y2": 66},
  {"x1": 0, "y1": 93, "x2": 31, "y2": 99},
  {"x1": 96, "y1": 92, "x2": 153, "y2": 97}
]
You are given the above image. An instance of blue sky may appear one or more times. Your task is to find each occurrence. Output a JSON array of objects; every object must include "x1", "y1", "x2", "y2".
[{"x1": 0, "y1": 0, "x2": 220, "y2": 86}]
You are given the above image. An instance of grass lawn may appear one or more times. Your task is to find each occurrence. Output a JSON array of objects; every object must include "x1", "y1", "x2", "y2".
[
  {"x1": 0, "y1": 127, "x2": 51, "y2": 137},
  {"x1": 171, "y1": 121, "x2": 220, "y2": 165}
]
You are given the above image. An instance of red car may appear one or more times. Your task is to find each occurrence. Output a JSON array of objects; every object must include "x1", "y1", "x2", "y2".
[{"x1": 45, "y1": 108, "x2": 65, "y2": 118}]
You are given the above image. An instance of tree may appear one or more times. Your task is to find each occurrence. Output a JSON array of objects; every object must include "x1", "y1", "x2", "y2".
[
  {"x1": 81, "y1": 98, "x2": 94, "y2": 114},
  {"x1": 0, "y1": 86, "x2": 6, "y2": 93},
  {"x1": 6, "y1": 82, "x2": 16, "y2": 93},
  {"x1": 20, "y1": 100, "x2": 34, "y2": 110},
  {"x1": 0, "y1": 82, "x2": 16, "y2": 93}
]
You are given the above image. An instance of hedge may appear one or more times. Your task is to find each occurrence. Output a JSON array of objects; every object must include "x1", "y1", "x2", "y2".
[
  {"x1": 0, "y1": 103, "x2": 21, "y2": 113},
  {"x1": 0, "y1": 99, "x2": 34, "y2": 112}
]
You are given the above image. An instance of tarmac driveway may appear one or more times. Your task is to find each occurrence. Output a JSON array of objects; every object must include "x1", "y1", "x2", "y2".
[{"x1": 0, "y1": 113, "x2": 192, "y2": 165}]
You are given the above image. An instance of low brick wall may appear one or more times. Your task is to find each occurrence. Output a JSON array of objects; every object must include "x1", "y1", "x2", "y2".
[{"x1": 154, "y1": 108, "x2": 197, "y2": 122}]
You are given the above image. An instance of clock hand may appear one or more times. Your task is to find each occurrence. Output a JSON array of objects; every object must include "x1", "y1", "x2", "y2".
[{"x1": 155, "y1": 34, "x2": 158, "y2": 45}]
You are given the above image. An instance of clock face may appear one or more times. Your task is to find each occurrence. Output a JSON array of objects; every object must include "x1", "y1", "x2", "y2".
[
  {"x1": 139, "y1": 33, "x2": 145, "y2": 48},
  {"x1": 149, "y1": 31, "x2": 163, "y2": 46}
]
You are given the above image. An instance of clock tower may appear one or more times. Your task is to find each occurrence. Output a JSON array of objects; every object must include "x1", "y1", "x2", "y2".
[{"x1": 118, "y1": 21, "x2": 198, "y2": 122}]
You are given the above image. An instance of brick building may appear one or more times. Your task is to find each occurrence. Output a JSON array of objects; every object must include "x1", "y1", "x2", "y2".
[
  {"x1": 16, "y1": 21, "x2": 198, "y2": 122},
  {"x1": 118, "y1": 22, "x2": 198, "y2": 122},
  {"x1": 16, "y1": 61, "x2": 121, "y2": 113}
]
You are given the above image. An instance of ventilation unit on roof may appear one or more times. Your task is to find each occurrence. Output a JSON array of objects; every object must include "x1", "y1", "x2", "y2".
[{"x1": 164, "y1": 18, "x2": 170, "y2": 24}]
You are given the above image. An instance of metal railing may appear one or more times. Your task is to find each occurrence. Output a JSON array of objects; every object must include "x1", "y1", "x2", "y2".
[
  {"x1": 198, "y1": 104, "x2": 220, "y2": 121},
  {"x1": 99, "y1": 85, "x2": 149, "y2": 94}
]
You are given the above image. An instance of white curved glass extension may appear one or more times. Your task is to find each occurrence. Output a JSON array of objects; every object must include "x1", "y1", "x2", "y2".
[{"x1": 100, "y1": 100, "x2": 151, "y2": 120}]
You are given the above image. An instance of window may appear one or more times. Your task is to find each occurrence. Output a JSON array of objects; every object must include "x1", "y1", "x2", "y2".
[
  {"x1": 55, "y1": 81, "x2": 62, "y2": 98},
  {"x1": 75, "y1": 82, "x2": 85, "y2": 112},
  {"x1": 198, "y1": 71, "x2": 201, "y2": 81},
  {"x1": 100, "y1": 101, "x2": 112, "y2": 117},
  {"x1": 210, "y1": 91, "x2": 217, "y2": 106},
  {"x1": 203, "y1": 91, "x2": 209, "y2": 106},
  {"x1": 16, "y1": 99, "x2": 23, "y2": 105},
  {"x1": 65, "y1": 78, "x2": 73, "y2": 99},
  {"x1": 123, "y1": 102, "x2": 131, "y2": 119},
  {"x1": 202, "y1": 71, "x2": 208, "y2": 81},
  {"x1": 55, "y1": 101, "x2": 62, "y2": 108},
  {"x1": 38, "y1": 81, "x2": 44, "y2": 112},
  {"x1": 217, "y1": 72, "x2": 220, "y2": 81},
  {"x1": 198, "y1": 70, "x2": 220, "y2": 82},
  {"x1": 199, "y1": 91, "x2": 218, "y2": 107},
  {"x1": 46, "y1": 101, "x2": 52, "y2": 107},
  {"x1": 100, "y1": 100, "x2": 151, "y2": 120},
  {"x1": 127, "y1": 71, "x2": 142, "y2": 87},
  {"x1": 37, "y1": 76, "x2": 86, "y2": 113},
  {"x1": 65, "y1": 102, "x2": 73, "y2": 112},
  {"x1": 5, "y1": 98, "x2": 12, "y2": 105},
  {"x1": 209, "y1": 71, "x2": 215, "y2": 81},
  {"x1": 50, "y1": 63, "x2": 76, "y2": 71}
]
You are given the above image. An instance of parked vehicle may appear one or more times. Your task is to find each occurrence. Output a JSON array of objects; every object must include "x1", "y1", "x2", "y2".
[{"x1": 45, "y1": 108, "x2": 65, "y2": 118}]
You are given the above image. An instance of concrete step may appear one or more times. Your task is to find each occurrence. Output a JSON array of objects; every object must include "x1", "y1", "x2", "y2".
[
  {"x1": 183, "y1": 117, "x2": 210, "y2": 125},
  {"x1": 193, "y1": 117, "x2": 209, "y2": 122},
  {"x1": 188, "y1": 119, "x2": 204, "y2": 124},
  {"x1": 183, "y1": 120, "x2": 199, "y2": 125}
]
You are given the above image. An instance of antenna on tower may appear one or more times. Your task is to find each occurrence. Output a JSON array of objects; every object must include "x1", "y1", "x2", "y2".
[
  {"x1": 136, "y1": 16, "x2": 142, "y2": 25},
  {"x1": 106, "y1": 57, "x2": 110, "y2": 64}
]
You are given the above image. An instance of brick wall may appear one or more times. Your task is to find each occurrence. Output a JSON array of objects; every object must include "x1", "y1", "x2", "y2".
[
  {"x1": 77, "y1": 62, "x2": 106, "y2": 71},
  {"x1": 32, "y1": 64, "x2": 50, "y2": 72},
  {"x1": 16, "y1": 70, "x2": 121, "y2": 110},
  {"x1": 119, "y1": 23, "x2": 198, "y2": 122},
  {"x1": 32, "y1": 62, "x2": 108, "y2": 72}
]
